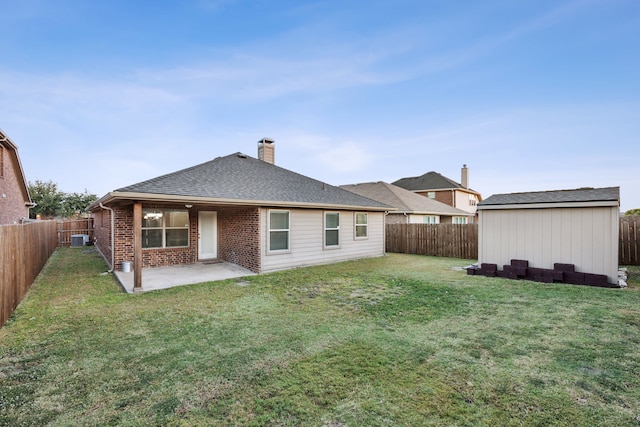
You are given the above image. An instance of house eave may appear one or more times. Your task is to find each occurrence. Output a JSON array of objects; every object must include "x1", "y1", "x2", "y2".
[
  {"x1": 390, "y1": 210, "x2": 474, "y2": 217},
  {"x1": 91, "y1": 191, "x2": 394, "y2": 212},
  {"x1": 477, "y1": 200, "x2": 619, "y2": 210}
]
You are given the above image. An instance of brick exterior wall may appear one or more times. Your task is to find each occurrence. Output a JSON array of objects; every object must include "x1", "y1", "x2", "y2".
[
  {"x1": 0, "y1": 146, "x2": 30, "y2": 224},
  {"x1": 92, "y1": 209, "x2": 113, "y2": 268},
  {"x1": 433, "y1": 190, "x2": 454, "y2": 207},
  {"x1": 114, "y1": 206, "x2": 134, "y2": 269},
  {"x1": 98, "y1": 203, "x2": 262, "y2": 272},
  {"x1": 217, "y1": 206, "x2": 261, "y2": 273}
]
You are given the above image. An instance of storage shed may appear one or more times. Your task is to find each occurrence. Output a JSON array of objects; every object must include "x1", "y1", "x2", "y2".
[{"x1": 477, "y1": 187, "x2": 620, "y2": 285}]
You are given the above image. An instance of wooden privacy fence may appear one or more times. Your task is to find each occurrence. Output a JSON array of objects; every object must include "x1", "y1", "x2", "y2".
[
  {"x1": 58, "y1": 218, "x2": 94, "y2": 247},
  {"x1": 620, "y1": 216, "x2": 639, "y2": 265},
  {"x1": 387, "y1": 217, "x2": 640, "y2": 265},
  {"x1": 1, "y1": 221, "x2": 58, "y2": 327},
  {"x1": 386, "y1": 223, "x2": 478, "y2": 260}
]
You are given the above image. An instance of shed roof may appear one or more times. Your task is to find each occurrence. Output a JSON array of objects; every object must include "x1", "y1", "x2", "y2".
[
  {"x1": 92, "y1": 152, "x2": 391, "y2": 211},
  {"x1": 392, "y1": 171, "x2": 480, "y2": 195},
  {"x1": 479, "y1": 187, "x2": 620, "y2": 209},
  {"x1": 340, "y1": 181, "x2": 472, "y2": 216}
]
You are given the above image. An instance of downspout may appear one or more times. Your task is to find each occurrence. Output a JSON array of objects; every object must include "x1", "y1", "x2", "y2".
[
  {"x1": 99, "y1": 203, "x2": 115, "y2": 272},
  {"x1": 384, "y1": 211, "x2": 390, "y2": 255}
]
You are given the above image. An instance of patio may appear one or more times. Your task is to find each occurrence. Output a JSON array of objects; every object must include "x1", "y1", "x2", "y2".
[{"x1": 113, "y1": 261, "x2": 256, "y2": 293}]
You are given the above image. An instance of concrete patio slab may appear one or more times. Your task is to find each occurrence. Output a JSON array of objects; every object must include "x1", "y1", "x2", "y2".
[{"x1": 113, "y1": 261, "x2": 256, "y2": 293}]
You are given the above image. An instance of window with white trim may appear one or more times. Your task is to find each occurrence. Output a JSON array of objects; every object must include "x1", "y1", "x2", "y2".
[
  {"x1": 142, "y1": 209, "x2": 189, "y2": 248},
  {"x1": 355, "y1": 212, "x2": 368, "y2": 239},
  {"x1": 324, "y1": 212, "x2": 340, "y2": 247},
  {"x1": 427, "y1": 191, "x2": 436, "y2": 199},
  {"x1": 269, "y1": 210, "x2": 290, "y2": 252},
  {"x1": 453, "y1": 216, "x2": 468, "y2": 224},
  {"x1": 423, "y1": 215, "x2": 438, "y2": 224}
]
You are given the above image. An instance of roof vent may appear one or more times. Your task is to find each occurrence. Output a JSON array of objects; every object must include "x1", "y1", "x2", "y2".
[{"x1": 237, "y1": 153, "x2": 247, "y2": 159}]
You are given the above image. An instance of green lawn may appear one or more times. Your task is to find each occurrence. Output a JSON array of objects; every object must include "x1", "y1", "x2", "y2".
[{"x1": 1, "y1": 248, "x2": 639, "y2": 426}]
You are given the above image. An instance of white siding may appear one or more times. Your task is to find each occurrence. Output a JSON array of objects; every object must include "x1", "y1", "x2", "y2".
[
  {"x1": 260, "y1": 209, "x2": 385, "y2": 273},
  {"x1": 455, "y1": 191, "x2": 477, "y2": 214},
  {"x1": 408, "y1": 214, "x2": 440, "y2": 224},
  {"x1": 479, "y1": 206, "x2": 619, "y2": 282}
]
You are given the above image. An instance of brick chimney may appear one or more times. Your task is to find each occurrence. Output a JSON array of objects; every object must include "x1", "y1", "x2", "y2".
[
  {"x1": 461, "y1": 164, "x2": 469, "y2": 189},
  {"x1": 258, "y1": 138, "x2": 275, "y2": 164}
]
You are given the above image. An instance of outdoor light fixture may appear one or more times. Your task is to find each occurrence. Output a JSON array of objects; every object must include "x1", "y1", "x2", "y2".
[
  {"x1": 185, "y1": 204, "x2": 193, "y2": 209},
  {"x1": 143, "y1": 212, "x2": 163, "y2": 220}
]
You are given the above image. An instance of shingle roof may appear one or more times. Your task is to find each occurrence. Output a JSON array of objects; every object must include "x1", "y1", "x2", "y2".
[
  {"x1": 479, "y1": 187, "x2": 620, "y2": 206},
  {"x1": 100, "y1": 152, "x2": 390, "y2": 210},
  {"x1": 392, "y1": 171, "x2": 480, "y2": 194},
  {"x1": 340, "y1": 182, "x2": 472, "y2": 216}
]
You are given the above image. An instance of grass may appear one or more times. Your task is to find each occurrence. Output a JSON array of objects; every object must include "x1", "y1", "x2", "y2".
[{"x1": 1, "y1": 248, "x2": 640, "y2": 426}]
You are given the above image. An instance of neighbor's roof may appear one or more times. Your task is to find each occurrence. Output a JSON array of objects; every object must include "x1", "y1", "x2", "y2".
[
  {"x1": 92, "y1": 152, "x2": 392, "y2": 211},
  {"x1": 340, "y1": 181, "x2": 472, "y2": 216},
  {"x1": 392, "y1": 171, "x2": 481, "y2": 195},
  {"x1": 478, "y1": 187, "x2": 620, "y2": 209}
]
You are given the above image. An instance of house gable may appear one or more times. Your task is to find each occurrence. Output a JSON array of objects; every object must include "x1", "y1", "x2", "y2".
[{"x1": 0, "y1": 130, "x2": 33, "y2": 224}]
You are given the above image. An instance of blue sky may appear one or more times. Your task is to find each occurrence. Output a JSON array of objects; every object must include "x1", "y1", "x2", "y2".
[{"x1": 2, "y1": 0, "x2": 639, "y2": 211}]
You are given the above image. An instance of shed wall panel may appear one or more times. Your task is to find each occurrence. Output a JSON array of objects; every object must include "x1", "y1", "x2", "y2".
[{"x1": 479, "y1": 206, "x2": 618, "y2": 282}]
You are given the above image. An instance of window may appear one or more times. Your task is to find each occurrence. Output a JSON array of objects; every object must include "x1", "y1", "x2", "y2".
[
  {"x1": 324, "y1": 212, "x2": 340, "y2": 247},
  {"x1": 453, "y1": 216, "x2": 468, "y2": 224},
  {"x1": 269, "y1": 210, "x2": 290, "y2": 252},
  {"x1": 423, "y1": 215, "x2": 438, "y2": 224},
  {"x1": 142, "y1": 209, "x2": 189, "y2": 248},
  {"x1": 355, "y1": 213, "x2": 368, "y2": 239},
  {"x1": 427, "y1": 191, "x2": 436, "y2": 199},
  {"x1": 468, "y1": 194, "x2": 477, "y2": 206}
]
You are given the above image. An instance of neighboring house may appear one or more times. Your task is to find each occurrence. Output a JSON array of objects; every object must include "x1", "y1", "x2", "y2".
[
  {"x1": 340, "y1": 181, "x2": 473, "y2": 225},
  {"x1": 477, "y1": 186, "x2": 620, "y2": 284},
  {"x1": 392, "y1": 165, "x2": 482, "y2": 220},
  {"x1": 0, "y1": 129, "x2": 34, "y2": 224},
  {"x1": 89, "y1": 139, "x2": 391, "y2": 289}
]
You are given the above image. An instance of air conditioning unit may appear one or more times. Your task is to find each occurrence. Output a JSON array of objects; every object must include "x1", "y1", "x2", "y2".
[{"x1": 71, "y1": 234, "x2": 89, "y2": 247}]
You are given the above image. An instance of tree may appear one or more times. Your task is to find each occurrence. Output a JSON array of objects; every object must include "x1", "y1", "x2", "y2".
[
  {"x1": 61, "y1": 190, "x2": 98, "y2": 218},
  {"x1": 28, "y1": 180, "x2": 98, "y2": 219},
  {"x1": 624, "y1": 208, "x2": 640, "y2": 216},
  {"x1": 28, "y1": 180, "x2": 64, "y2": 219}
]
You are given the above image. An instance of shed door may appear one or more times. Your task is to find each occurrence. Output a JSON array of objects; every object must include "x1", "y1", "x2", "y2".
[{"x1": 198, "y1": 211, "x2": 217, "y2": 260}]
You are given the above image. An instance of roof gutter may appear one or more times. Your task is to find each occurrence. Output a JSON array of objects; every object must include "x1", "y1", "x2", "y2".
[{"x1": 477, "y1": 200, "x2": 619, "y2": 210}]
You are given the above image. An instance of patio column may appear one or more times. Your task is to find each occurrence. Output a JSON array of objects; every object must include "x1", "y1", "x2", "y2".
[{"x1": 133, "y1": 202, "x2": 143, "y2": 291}]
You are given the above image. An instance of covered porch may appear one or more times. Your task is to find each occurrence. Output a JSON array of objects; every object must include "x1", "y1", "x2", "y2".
[{"x1": 113, "y1": 260, "x2": 256, "y2": 293}]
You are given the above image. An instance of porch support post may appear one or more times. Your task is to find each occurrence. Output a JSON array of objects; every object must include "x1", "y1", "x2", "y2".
[{"x1": 133, "y1": 202, "x2": 143, "y2": 291}]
